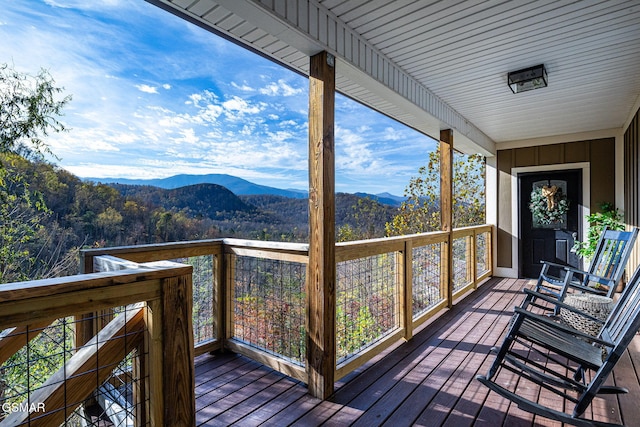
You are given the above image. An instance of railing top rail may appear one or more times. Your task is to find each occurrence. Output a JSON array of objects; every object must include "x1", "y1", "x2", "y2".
[
  {"x1": 0, "y1": 262, "x2": 191, "y2": 302},
  {"x1": 222, "y1": 238, "x2": 309, "y2": 253},
  {"x1": 81, "y1": 239, "x2": 224, "y2": 266},
  {"x1": 0, "y1": 262, "x2": 192, "y2": 329},
  {"x1": 335, "y1": 230, "x2": 448, "y2": 248},
  {"x1": 453, "y1": 224, "x2": 492, "y2": 233}
]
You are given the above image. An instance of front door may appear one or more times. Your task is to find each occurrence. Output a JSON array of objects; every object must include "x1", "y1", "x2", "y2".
[{"x1": 519, "y1": 169, "x2": 582, "y2": 278}]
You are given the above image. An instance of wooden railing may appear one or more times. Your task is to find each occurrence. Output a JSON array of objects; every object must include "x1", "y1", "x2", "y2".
[
  {"x1": 0, "y1": 261, "x2": 194, "y2": 426},
  {"x1": 80, "y1": 224, "x2": 492, "y2": 384},
  {"x1": 0, "y1": 224, "x2": 492, "y2": 424}
]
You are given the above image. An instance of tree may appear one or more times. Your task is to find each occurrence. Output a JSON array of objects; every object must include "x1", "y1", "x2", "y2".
[
  {"x1": 0, "y1": 64, "x2": 70, "y2": 283},
  {"x1": 0, "y1": 63, "x2": 70, "y2": 159},
  {"x1": 337, "y1": 196, "x2": 394, "y2": 242},
  {"x1": 386, "y1": 148, "x2": 485, "y2": 236}
]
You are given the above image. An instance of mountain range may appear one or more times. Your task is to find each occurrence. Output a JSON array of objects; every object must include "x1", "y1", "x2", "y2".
[
  {"x1": 87, "y1": 174, "x2": 403, "y2": 206},
  {"x1": 87, "y1": 173, "x2": 308, "y2": 199}
]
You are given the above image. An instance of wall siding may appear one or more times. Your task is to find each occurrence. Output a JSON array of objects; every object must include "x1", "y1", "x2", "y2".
[
  {"x1": 497, "y1": 138, "x2": 615, "y2": 270},
  {"x1": 625, "y1": 108, "x2": 640, "y2": 273}
]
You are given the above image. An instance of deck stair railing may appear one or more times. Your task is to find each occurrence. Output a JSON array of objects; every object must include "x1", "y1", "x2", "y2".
[{"x1": 0, "y1": 259, "x2": 194, "y2": 426}]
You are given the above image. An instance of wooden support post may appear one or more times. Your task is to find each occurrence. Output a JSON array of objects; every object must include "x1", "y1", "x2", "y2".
[
  {"x1": 214, "y1": 252, "x2": 225, "y2": 350},
  {"x1": 307, "y1": 50, "x2": 336, "y2": 400},
  {"x1": 225, "y1": 252, "x2": 236, "y2": 346},
  {"x1": 470, "y1": 232, "x2": 478, "y2": 288},
  {"x1": 440, "y1": 129, "x2": 454, "y2": 307},
  {"x1": 148, "y1": 272, "x2": 195, "y2": 426},
  {"x1": 75, "y1": 252, "x2": 96, "y2": 349},
  {"x1": 402, "y1": 241, "x2": 414, "y2": 340},
  {"x1": 146, "y1": 300, "x2": 163, "y2": 426},
  {"x1": 133, "y1": 342, "x2": 147, "y2": 427}
]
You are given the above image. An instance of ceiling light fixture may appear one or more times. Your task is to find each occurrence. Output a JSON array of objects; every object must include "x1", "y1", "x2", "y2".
[{"x1": 507, "y1": 64, "x2": 547, "y2": 93}]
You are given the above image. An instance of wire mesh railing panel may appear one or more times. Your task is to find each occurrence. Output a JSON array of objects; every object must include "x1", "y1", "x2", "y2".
[
  {"x1": 476, "y1": 231, "x2": 490, "y2": 277},
  {"x1": 336, "y1": 253, "x2": 400, "y2": 363},
  {"x1": 232, "y1": 255, "x2": 306, "y2": 365},
  {"x1": 453, "y1": 236, "x2": 472, "y2": 291},
  {"x1": 412, "y1": 243, "x2": 445, "y2": 317},
  {"x1": 0, "y1": 305, "x2": 149, "y2": 426},
  {"x1": 175, "y1": 255, "x2": 216, "y2": 345}
]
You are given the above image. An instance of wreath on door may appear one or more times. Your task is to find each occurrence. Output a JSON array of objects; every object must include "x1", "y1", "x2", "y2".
[{"x1": 529, "y1": 184, "x2": 569, "y2": 225}]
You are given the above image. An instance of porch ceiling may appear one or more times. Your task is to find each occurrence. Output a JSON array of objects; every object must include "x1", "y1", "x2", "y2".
[{"x1": 148, "y1": 0, "x2": 640, "y2": 156}]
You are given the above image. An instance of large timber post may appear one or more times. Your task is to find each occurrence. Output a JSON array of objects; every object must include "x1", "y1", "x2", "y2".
[
  {"x1": 440, "y1": 129, "x2": 454, "y2": 307},
  {"x1": 307, "y1": 51, "x2": 336, "y2": 399}
]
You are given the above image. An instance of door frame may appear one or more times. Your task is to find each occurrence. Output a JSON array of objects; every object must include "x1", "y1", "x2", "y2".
[{"x1": 507, "y1": 162, "x2": 590, "y2": 278}]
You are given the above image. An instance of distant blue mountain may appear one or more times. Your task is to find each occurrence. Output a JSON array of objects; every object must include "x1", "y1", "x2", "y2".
[
  {"x1": 86, "y1": 174, "x2": 308, "y2": 199},
  {"x1": 86, "y1": 173, "x2": 403, "y2": 205},
  {"x1": 354, "y1": 192, "x2": 405, "y2": 207}
]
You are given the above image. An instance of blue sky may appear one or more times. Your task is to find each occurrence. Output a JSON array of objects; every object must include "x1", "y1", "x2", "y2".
[{"x1": 0, "y1": 0, "x2": 437, "y2": 195}]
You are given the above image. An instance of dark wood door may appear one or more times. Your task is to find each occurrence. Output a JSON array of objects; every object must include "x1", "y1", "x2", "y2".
[{"x1": 519, "y1": 170, "x2": 582, "y2": 278}]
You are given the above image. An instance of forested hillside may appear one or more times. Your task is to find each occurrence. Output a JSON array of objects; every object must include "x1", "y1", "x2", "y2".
[{"x1": 1, "y1": 153, "x2": 398, "y2": 281}]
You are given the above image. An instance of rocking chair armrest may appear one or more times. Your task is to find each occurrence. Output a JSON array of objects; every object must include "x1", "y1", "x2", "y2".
[
  {"x1": 539, "y1": 260, "x2": 572, "y2": 270},
  {"x1": 522, "y1": 289, "x2": 607, "y2": 325},
  {"x1": 541, "y1": 260, "x2": 586, "y2": 275},
  {"x1": 566, "y1": 281, "x2": 611, "y2": 296},
  {"x1": 565, "y1": 270, "x2": 615, "y2": 294},
  {"x1": 539, "y1": 261, "x2": 585, "y2": 283},
  {"x1": 513, "y1": 306, "x2": 612, "y2": 347},
  {"x1": 560, "y1": 264, "x2": 590, "y2": 278}
]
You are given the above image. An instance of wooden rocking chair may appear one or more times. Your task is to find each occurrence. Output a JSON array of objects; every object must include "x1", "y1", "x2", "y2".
[
  {"x1": 476, "y1": 263, "x2": 640, "y2": 426},
  {"x1": 531, "y1": 227, "x2": 638, "y2": 315}
]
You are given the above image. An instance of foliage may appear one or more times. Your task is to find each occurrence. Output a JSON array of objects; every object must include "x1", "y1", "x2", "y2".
[
  {"x1": 386, "y1": 148, "x2": 485, "y2": 236},
  {"x1": 336, "y1": 195, "x2": 397, "y2": 242},
  {"x1": 0, "y1": 155, "x2": 49, "y2": 282},
  {"x1": 528, "y1": 185, "x2": 569, "y2": 225},
  {"x1": 0, "y1": 63, "x2": 70, "y2": 160},
  {"x1": 0, "y1": 64, "x2": 70, "y2": 283},
  {"x1": 573, "y1": 202, "x2": 624, "y2": 260}
]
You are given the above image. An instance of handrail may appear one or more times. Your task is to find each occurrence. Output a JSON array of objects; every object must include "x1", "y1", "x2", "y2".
[{"x1": 0, "y1": 261, "x2": 195, "y2": 426}]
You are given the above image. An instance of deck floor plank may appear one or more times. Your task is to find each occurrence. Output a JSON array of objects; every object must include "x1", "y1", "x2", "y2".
[
  {"x1": 194, "y1": 277, "x2": 640, "y2": 426},
  {"x1": 230, "y1": 380, "x2": 308, "y2": 426}
]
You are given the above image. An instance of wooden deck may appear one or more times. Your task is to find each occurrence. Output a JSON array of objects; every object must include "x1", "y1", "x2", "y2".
[{"x1": 194, "y1": 277, "x2": 640, "y2": 426}]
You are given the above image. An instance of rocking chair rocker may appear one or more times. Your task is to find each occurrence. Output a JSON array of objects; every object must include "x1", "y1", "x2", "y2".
[{"x1": 477, "y1": 263, "x2": 640, "y2": 426}]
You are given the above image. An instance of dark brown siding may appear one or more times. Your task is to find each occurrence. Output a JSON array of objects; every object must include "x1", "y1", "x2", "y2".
[
  {"x1": 625, "y1": 107, "x2": 640, "y2": 271},
  {"x1": 497, "y1": 138, "x2": 615, "y2": 270}
]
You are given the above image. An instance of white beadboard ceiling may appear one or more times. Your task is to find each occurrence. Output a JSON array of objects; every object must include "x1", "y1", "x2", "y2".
[{"x1": 147, "y1": 0, "x2": 640, "y2": 156}]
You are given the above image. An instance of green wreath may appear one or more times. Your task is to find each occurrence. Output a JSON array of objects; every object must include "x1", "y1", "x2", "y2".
[{"x1": 529, "y1": 185, "x2": 569, "y2": 225}]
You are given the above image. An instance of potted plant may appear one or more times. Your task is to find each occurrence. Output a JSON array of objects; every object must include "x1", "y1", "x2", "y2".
[
  {"x1": 573, "y1": 203, "x2": 624, "y2": 259},
  {"x1": 573, "y1": 202, "x2": 625, "y2": 291}
]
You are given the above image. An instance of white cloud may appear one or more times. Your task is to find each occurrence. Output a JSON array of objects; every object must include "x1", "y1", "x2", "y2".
[
  {"x1": 231, "y1": 81, "x2": 254, "y2": 92},
  {"x1": 259, "y1": 79, "x2": 303, "y2": 97},
  {"x1": 162, "y1": 83, "x2": 171, "y2": 90},
  {"x1": 136, "y1": 84, "x2": 158, "y2": 94},
  {"x1": 222, "y1": 96, "x2": 261, "y2": 114}
]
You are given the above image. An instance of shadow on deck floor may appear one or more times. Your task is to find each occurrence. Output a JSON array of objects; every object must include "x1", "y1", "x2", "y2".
[{"x1": 195, "y1": 277, "x2": 640, "y2": 426}]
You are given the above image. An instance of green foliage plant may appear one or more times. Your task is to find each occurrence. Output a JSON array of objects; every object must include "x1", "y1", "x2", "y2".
[
  {"x1": 573, "y1": 202, "x2": 624, "y2": 260},
  {"x1": 0, "y1": 63, "x2": 70, "y2": 160},
  {"x1": 0, "y1": 64, "x2": 70, "y2": 283},
  {"x1": 386, "y1": 148, "x2": 485, "y2": 236}
]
